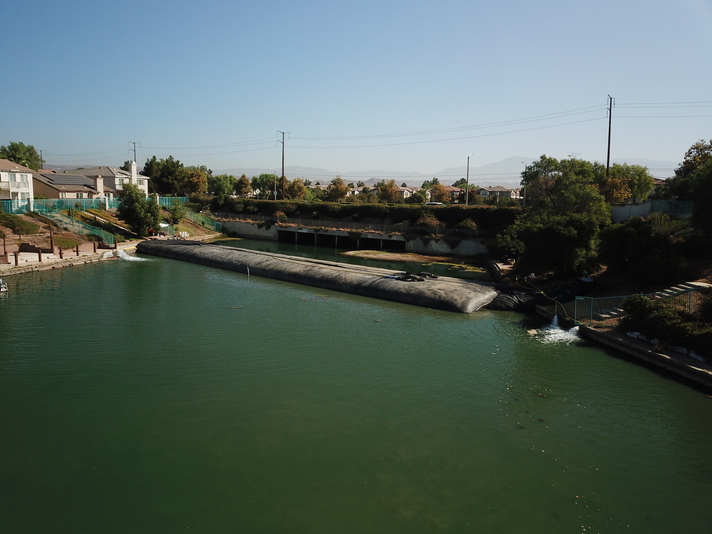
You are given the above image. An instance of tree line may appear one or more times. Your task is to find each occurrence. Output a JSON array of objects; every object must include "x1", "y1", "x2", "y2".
[{"x1": 495, "y1": 140, "x2": 712, "y2": 280}]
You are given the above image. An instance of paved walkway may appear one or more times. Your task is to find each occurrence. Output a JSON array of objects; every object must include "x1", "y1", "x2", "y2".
[
  {"x1": 0, "y1": 234, "x2": 220, "y2": 276},
  {"x1": 0, "y1": 241, "x2": 142, "y2": 276}
]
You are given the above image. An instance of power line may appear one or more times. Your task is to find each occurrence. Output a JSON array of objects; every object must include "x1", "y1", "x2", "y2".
[
  {"x1": 141, "y1": 137, "x2": 275, "y2": 150},
  {"x1": 615, "y1": 114, "x2": 712, "y2": 119},
  {"x1": 292, "y1": 105, "x2": 607, "y2": 141},
  {"x1": 290, "y1": 117, "x2": 605, "y2": 150}
]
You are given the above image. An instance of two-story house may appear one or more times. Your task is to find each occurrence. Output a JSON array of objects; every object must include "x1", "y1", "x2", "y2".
[
  {"x1": 0, "y1": 159, "x2": 35, "y2": 212},
  {"x1": 55, "y1": 162, "x2": 149, "y2": 196},
  {"x1": 33, "y1": 171, "x2": 116, "y2": 201}
]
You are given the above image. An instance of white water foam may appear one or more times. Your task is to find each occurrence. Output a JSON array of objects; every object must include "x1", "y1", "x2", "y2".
[
  {"x1": 538, "y1": 315, "x2": 581, "y2": 344},
  {"x1": 116, "y1": 249, "x2": 149, "y2": 262}
]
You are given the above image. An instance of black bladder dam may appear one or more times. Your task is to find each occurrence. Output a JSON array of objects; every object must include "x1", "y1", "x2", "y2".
[{"x1": 136, "y1": 240, "x2": 499, "y2": 313}]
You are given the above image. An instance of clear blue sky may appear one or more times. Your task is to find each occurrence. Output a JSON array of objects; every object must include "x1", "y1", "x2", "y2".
[{"x1": 2, "y1": 0, "x2": 711, "y2": 176}]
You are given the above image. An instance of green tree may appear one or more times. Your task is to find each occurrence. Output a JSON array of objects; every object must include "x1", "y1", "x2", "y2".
[
  {"x1": 598, "y1": 217, "x2": 684, "y2": 284},
  {"x1": 305, "y1": 186, "x2": 326, "y2": 201},
  {"x1": 675, "y1": 139, "x2": 712, "y2": 180},
  {"x1": 208, "y1": 174, "x2": 236, "y2": 196},
  {"x1": 497, "y1": 155, "x2": 611, "y2": 277},
  {"x1": 623, "y1": 164, "x2": 655, "y2": 201},
  {"x1": 600, "y1": 163, "x2": 654, "y2": 203},
  {"x1": 654, "y1": 139, "x2": 712, "y2": 200},
  {"x1": 285, "y1": 178, "x2": 307, "y2": 200},
  {"x1": 235, "y1": 174, "x2": 251, "y2": 197},
  {"x1": 430, "y1": 183, "x2": 450, "y2": 203},
  {"x1": 326, "y1": 176, "x2": 349, "y2": 202},
  {"x1": 117, "y1": 184, "x2": 162, "y2": 237},
  {"x1": 251, "y1": 174, "x2": 278, "y2": 199},
  {"x1": 142, "y1": 156, "x2": 161, "y2": 184},
  {"x1": 144, "y1": 155, "x2": 184, "y2": 195},
  {"x1": 421, "y1": 177, "x2": 440, "y2": 189},
  {"x1": 166, "y1": 198, "x2": 187, "y2": 225},
  {"x1": 179, "y1": 166, "x2": 208, "y2": 195},
  {"x1": 377, "y1": 179, "x2": 400, "y2": 203},
  {"x1": 499, "y1": 212, "x2": 601, "y2": 277},
  {"x1": 405, "y1": 189, "x2": 427, "y2": 204},
  {"x1": 0, "y1": 141, "x2": 42, "y2": 170},
  {"x1": 522, "y1": 156, "x2": 609, "y2": 223},
  {"x1": 691, "y1": 158, "x2": 712, "y2": 234}
]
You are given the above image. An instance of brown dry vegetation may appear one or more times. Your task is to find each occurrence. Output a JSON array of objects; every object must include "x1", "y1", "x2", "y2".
[{"x1": 0, "y1": 214, "x2": 94, "y2": 252}]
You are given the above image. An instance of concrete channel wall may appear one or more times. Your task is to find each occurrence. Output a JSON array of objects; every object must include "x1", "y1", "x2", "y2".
[
  {"x1": 220, "y1": 220, "x2": 488, "y2": 256},
  {"x1": 136, "y1": 240, "x2": 499, "y2": 313}
]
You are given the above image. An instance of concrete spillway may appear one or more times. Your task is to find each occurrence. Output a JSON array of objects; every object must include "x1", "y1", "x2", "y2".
[{"x1": 136, "y1": 240, "x2": 499, "y2": 313}]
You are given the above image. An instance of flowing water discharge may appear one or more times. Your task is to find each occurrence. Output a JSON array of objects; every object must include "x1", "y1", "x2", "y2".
[
  {"x1": 1, "y1": 253, "x2": 711, "y2": 533},
  {"x1": 103, "y1": 249, "x2": 151, "y2": 261},
  {"x1": 537, "y1": 315, "x2": 582, "y2": 344}
]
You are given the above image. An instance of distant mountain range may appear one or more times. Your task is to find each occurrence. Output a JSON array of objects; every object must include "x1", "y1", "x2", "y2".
[
  {"x1": 47, "y1": 156, "x2": 678, "y2": 189},
  {"x1": 215, "y1": 156, "x2": 678, "y2": 188}
]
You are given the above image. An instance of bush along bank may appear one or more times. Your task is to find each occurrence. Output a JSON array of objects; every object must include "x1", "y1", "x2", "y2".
[
  {"x1": 209, "y1": 197, "x2": 520, "y2": 232},
  {"x1": 619, "y1": 291, "x2": 712, "y2": 360}
]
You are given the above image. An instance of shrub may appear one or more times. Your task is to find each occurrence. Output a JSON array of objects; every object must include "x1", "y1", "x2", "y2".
[
  {"x1": 0, "y1": 212, "x2": 40, "y2": 235},
  {"x1": 414, "y1": 211, "x2": 441, "y2": 228},
  {"x1": 598, "y1": 217, "x2": 685, "y2": 285},
  {"x1": 620, "y1": 295, "x2": 693, "y2": 346}
]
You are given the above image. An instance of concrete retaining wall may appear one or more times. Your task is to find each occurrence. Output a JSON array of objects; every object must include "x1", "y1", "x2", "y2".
[
  {"x1": 406, "y1": 237, "x2": 488, "y2": 256},
  {"x1": 611, "y1": 202, "x2": 652, "y2": 223},
  {"x1": 221, "y1": 220, "x2": 278, "y2": 239},
  {"x1": 136, "y1": 240, "x2": 499, "y2": 313},
  {"x1": 221, "y1": 220, "x2": 488, "y2": 256}
]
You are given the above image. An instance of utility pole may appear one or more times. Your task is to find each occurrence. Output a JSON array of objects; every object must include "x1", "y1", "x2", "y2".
[
  {"x1": 277, "y1": 131, "x2": 289, "y2": 200},
  {"x1": 606, "y1": 95, "x2": 614, "y2": 179},
  {"x1": 129, "y1": 141, "x2": 139, "y2": 164},
  {"x1": 466, "y1": 153, "x2": 475, "y2": 206},
  {"x1": 39, "y1": 150, "x2": 45, "y2": 169}
]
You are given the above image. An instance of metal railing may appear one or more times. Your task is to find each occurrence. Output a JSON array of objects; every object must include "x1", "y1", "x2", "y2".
[
  {"x1": 1, "y1": 199, "x2": 32, "y2": 214},
  {"x1": 5, "y1": 196, "x2": 187, "y2": 214},
  {"x1": 650, "y1": 200, "x2": 694, "y2": 216},
  {"x1": 156, "y1": 196, "x2": 188, "y2": 207},
  {"x1": 185, "y1": 210, "x2": 222, "y2": 232},
  {"x1": 574, "y1": 285, "x2": 707, "y2": 327},
  {"x1": 42, "y1": 210, "x2": 115, "y2": 246},
  {"x1": 33, "y1": 199, "x2": 109, "y2": 211}
]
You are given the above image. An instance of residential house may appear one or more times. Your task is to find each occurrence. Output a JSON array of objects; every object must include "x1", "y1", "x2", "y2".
[
  {"x1": 33, "y1": 172, "x2": 116, "y2": 201},
  {"x1": 444, "y1": 185, "x2": 463, "y2": 203},
  {"x1": 56, "y1": 162, "x2": 149, "y2": 196},
  {"x1": 0, "y1": 159, "x2": 35, "y2": 211},
  {"x1": 475, "y1": 186, "x2": 521, "y2": 200},
  {"x1": 396, "y1": 186, "x2": 431, "y2": 202}
]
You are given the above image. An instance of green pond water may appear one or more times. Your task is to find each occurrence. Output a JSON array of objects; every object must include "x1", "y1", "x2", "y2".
[{"x1": 1, "y1": 245, "x2": 711, "y2": 533}]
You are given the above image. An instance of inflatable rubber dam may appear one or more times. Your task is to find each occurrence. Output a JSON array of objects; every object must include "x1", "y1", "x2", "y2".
[{"x1": 136, "y1": 240, "x2": 499, "y2": 313}]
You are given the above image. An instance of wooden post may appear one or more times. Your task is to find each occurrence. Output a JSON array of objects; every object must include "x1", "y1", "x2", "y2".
[
  {"x1": 14, "y1": 251, "x2": 19, "y2": 266},
  {"x1": 49, "y1": 224, "x2": 55, "y2": 254},
  {"x1": 75, "y1": 245, "x2": 80, "y2": 256},
  {"x1": 38, "y1": 250, "x2": 42, "y2": 262},
  {"x1": 93, "y1": 242, "x2": 97, "y2": 253},
  {"x1": 59, "y1": 248, "x2": 64, "y2": 259}
]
